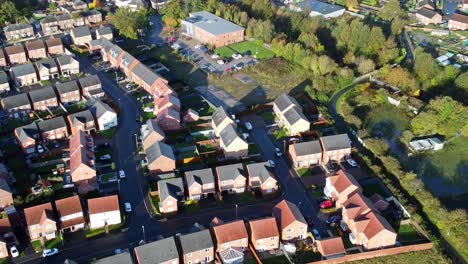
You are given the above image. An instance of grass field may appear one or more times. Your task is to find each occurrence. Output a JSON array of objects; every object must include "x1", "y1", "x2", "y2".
[
  {"x1": 404, "y1": 136, "x2": 468, "y2": 197},
  {"x1": 215, "y1": 41, "x2": 275, "y2": 60},
  {"x1": 350, "y1": 249, "x2": 449, "y2": 264},
  {"x1": 297, "y1": 168, "x2": 312, "y2": 177},
  {"x1": 397, "y1": 224, "x2": 425, "y2": 244},
  {"x1": 363, "y1": 105, "x2": 410, "y2": 139}
]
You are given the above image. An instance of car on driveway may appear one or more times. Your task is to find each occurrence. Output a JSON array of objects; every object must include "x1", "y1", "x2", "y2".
[
  {"x1": 10, "y1": 246, "x2": 19, "y2": 258},
  {"x1": 234, "y1": 63, "x2": 244, "y2": 71},
  {"x1": 268, "y1": 160, "x2": 276, "y2": 168},
  {"x1": 275, "y1": 148, "x2": 282, "y2": 157},
  {"x1": 319, "y1": 200, "x2": 333, "y2": 209},
  {"x1": 211, "y1": 54, "x2": 220, "y2": 59},
  {"x1": 328, "y1": 162, "x2": 338, "y2": 173},
  {"x1": 217, "y1": 59, "x2": 225, "y2": 65},
  {"x1": 119, "y1": 170, "x2": 126, "y2": 179},
  {"x1": 326, "y1": 215, "x2": 341, "y2": 224},
  {"x1": 347, "y1": 158, "x2": 358, "y2": 167},
  {"x1": 312, "y1": 229, "x2": 321, "y2": 240},
  {"x1": 43, "y1": 248, "x2": 59, "y2": 257},
  {"x1": 37, "y1": 144, "x2": 44, "y2": 153},
  {"x1": 245, "y1": 122, "x2": 253, "y2": 130},
  {"x1": 171, "y1": 43, "x2": 181, "y2": 50},
  {"x1": 232, "y1": 53, "x2": 243, "y2": 59},
  {"x1": 99, "y1": 154, "x2": 111, "y2": 161}
]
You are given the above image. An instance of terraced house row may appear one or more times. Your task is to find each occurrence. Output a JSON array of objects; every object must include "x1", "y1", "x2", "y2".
[
  {"x1": 156, "y1": 162, "x2": 278, "y2": 214},
  {"x1": 127, "y1": 199, "x2": 306, "y2": 264},
  {"x1": 0, "y1": 74, "x2": 104, "y2": 119},
  {"x1": 90, "y1": 37, "x2": 182, "y2": 130},
  {"x1": 0, "y1": 37, "x2": 64, "y2": 67}
]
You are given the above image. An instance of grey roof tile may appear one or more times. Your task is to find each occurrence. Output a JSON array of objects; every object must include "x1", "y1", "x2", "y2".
[
  {"x1": 158, "y1": 177, "x2": 184, "y2": 201},
  {"x1": 11, "y1": 63, "x2": 36, "y2": 77},
  {"x1": 179, "y1": 229, "x2": 214, "y2": 254},
  {"x1": 212, "y1": 106, "x2": 231, "y2": 127},
  {"x1": 71, "y1": 26, "x2": 91, "y2": 38},
  {"x1": 292, "y1": 140, "x2": 322, "y2": 156},
  {"x1": 146, "y1": 141, "x2": 175, "y2": 163},
  {"x1": 93, "y1": 251, "x2": 133, "y2": 264},
  {"x1": 37, "y1": 116, "x2": 67, "y2": 132},
  {"x1": 274, "y1": 93, "x2": 300, "y2": 112},
  {"x1": 321, "y1": 134, "x2": 351, "y2": 151},
  {"x1": 283, "y1": 106, "x2": 308, "y2": 125},
  {"x1": 184, "y1": 11, "x2": 244, "y2": 36},
  {"x1": 246, "y1": 162, "x2": 274, "y2": 183},
  {"x1": 68, "y1": 109, "x2": 94, "y2": 126},
  {"x1": 78, "y1": 75, "x2": 101, "y2": 88},
  {"x1": 185, "y1": 168, "x2": 215, "y2": 187},
  {"x1": 216, "y1": 163, "x2": 245, "y2": 182},
  {"x1": 131, "y1": 63, "x2": 160, "y2": 86},
  {"x1": 1, "y1": 93, "x2": 31, "y2": 109},
  {"x1": 88, "y1": 99, "x2": 115, "y2": 118},
  {"x1": 29, "y1": 86, "x2": 56, "y2": 102},
  {"x1": 15, "y1": 122, "x2": 39, "y2": 143},
  {"x1": 55, "y1": 80, "x2": 80, "y2": 94},
  {"x1": 219, "y1": 124, "x2": 243, "y2": 148},
  {"x1": 134, "y1": 237, "x2": 179, "y2": 264}
]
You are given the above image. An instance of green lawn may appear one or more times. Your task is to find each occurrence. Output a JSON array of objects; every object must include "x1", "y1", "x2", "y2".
[
  {"x1": 261, "y1": 255, "x2": 290, "y2": 264},
  {"x1": 260, "y1": 111, "x2": 274, "y2": 121},
  {"x1": 65, "y1": 102, "x2": 87, "y2": 114},
  {"x1": 214, "y1": 41, "x2": 275, "y2": 60},
  {"x1": 100, "y1": 172, "x2": 116, "y2": 183},
  {"x1": 350, "y1": 249, "x2": 449, "y2": 264},
  {"x1": 248, "y1": 144, "x2": 259, "y2": 155},
  {"x1": 297, "y1": 168, "x2": 312, "y2": 177},
  {"x1": 31, "y1": 235, "x2": 63, "y2": 252},
  {"x1": 273, "y1": 127, "x2": 288, "y2": 140},
  {"x1": 97, "y1": 127, "x2": 116, "y2": 139},
  {"x1": 185, "y1": 200, "x2": 201, "y2": 213},
  {"x1": 192, "y1": 134, "x2": 209, "y2": 141},
  {"x1": 179, "y1": 150, "x2": 199, "y2": 159},
  {"x1": 294, "y1": 250, "x2": 321, "y2": 263},
  {"x1": 85, "y1": 221, "x2": 125, "y2": 238},
  {"x1": 398, "y1": 224, "x2": 425, "y2": 244},
  {"x1": 238, "y1": 192, "x2": 255, "y2": 203}
]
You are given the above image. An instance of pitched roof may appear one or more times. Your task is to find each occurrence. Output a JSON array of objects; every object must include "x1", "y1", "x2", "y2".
[
  {"x1": 68, "y1": 109, "x2": 94, "y2": 126},
  {"x1": 4, "y1": 23, "x2": 32, "y2": 32},
  {"x1": 25, "y1": 39, "x2": 45, "y2": 51},
  {"x1": 356, "y1": 211, "x2": 395, "y2": 241},
  {"x1": 131, "y1": 63, "x2": 161, "y2": 86},
  {"x1": 96, "y1": 26, "x2": 113, "y2": 36},
  {"x1": 15, "y1": 122, "x2": 39, "y2": 143},
  {"x1": 41, "y1": 15, "x2": 58, "y2": 24},
  {"x1": 36, "y1": 58, "x2": 58, "y2": 70},
  {"x1": 179, "y1": 229, "x2": 214, "y2": 254},
  {"x1": 321, "y1": 134, "x2": 351, "y2": 151},
  {"x1": 79, "y1": 74, "x2": 101, "y2": 88},
  {"x1": 24, "y1": 202, "x2": 55, "y2": 226},
  {"x1": 417, "y1": 0, "x2": 435, "y2": 9},
  {"x1": 11, "y1": 63, "x2": 36, "y2": 77},
  {"x1": 329, "y1": 170, "x2": 361, "y2": 193},
  {"x1": 57, "y1": 55, "x2": 77, "y2": 66},
  {"x1": 119, "y1": 52, "x2": 137, "y2": 68},
  {"x1": 45, "y1": 37, "x2": 63, "y2": 47},
  {"x1": 158, "y1": 177, "x2": 184, "y2": 201},
  {"x1": 141, "y1": 119, "x2": 165, "y2": 142},
  {"x1": 450, "y1": 13, "x2": 468, "y2": 24},
  {"x1": 71, "y1": 26, "x2": 91, "y2": 38},
  {"x1": 272, "y1": 200, "x2": 306, "y2": 230},
  {"x1": 93, "y1": 251, "x2": 133, "y2": 264},
  {"x1": 212, "y1": 220, "x2": 248, "y2": 244},
  {"x1": 294, "y1": 0, "x2": 345, "y2": 15},
  {"x1": 316, "y1": 237, "x2": 346, "y2": 257},
  {"x1": 37, "y1": 116, "x2": 67, "y2": 132},
  {"x1": 1, "y1": 93, "x2": 31, "y2": 109},
  {"x1": 246, "y1": 162, "x2": 275, "y2": 183},
  {"x1": 146, "y1": 141, "x2": 175, "y2": 163},
  {"x1": 56, "y1": 80, "x2": 80, "y2": 94},
  {"x1": 212, "y1": 106, "x2": 231, "y2": 127},
  {"x1": 283, "y1": 106, "x2": 308, "y2": 126},
  {"x1": 28, "y1": 86, "x2": 56, "y2": 102},
  {"x1": 220, "y1": 123, "x2": 245, "y2": 148},
  {"x1": 0, "y1": 72, "x2": 6, "y2": 85},
  {"x1": 292, "y1": 140, "x2": 322, "y2": 156},
  {"x1": 0, "y1": 178, "x2": 12, "y2": 194},
  {"x1": 108, "y1": 44, "x2": 124, "y2": 59},
  {"x1": 416, "y1": 7, "x2": 439, "y2": 19},
  {"x1": 185, "y1": 168, "x2": 215, "y2": 187},
  {"x1": 216, "y1": 163, "x2": 245, "y2": 182},
  {"x1": 88, "y1": 195, "x2": 120, "y2": 215},
  {"x1": 5, "y1": 45, "x2": 25, "y2": 55},
  {"x1": 69, "y1": 131, "x2": 94, "y2": 175},
  {"x1": 134, "y1": 237, "x2": 179, "y2": 264},
  {"x1": 55, "y1": 195, "x2": 83, "y2": 218},
  {"x1": 89, "y1": 99, "x2": 115, "y2": 118},
  {"x1": 249, "y1": 217, "x2": 279, "y2": 240},
  {"x1": 342, "y1": 192, "x2": 374, "y2": 220},
  {"x1": 0, "y1": 218, "x2": 12, "y2": 235},
  {"x1": 184, "y1": 11, "x2": 244, "y2": 35},
  {"x1": 56, "y1": 13, "x2": 73, "y2": 22},
  {"x1": 274, "y1": 93, "x2": 300, "y2": 112}
]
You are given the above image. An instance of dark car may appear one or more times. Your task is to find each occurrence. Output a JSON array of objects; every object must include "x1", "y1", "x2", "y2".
[
  {"x1": 326, "y1": 215, "x2": 341, "y2": 224},
  {"x1": 328, "y1": 162, "x2": 338, "y2": 173}
]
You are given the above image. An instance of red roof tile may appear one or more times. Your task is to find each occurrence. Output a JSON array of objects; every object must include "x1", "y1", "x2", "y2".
[
  {"x1": 24, "y1": 202, "x2": 55, "y2": 226},
  {"x1": 0, "y1": 218, "x2": 12, "y2": 235},
  {"x1": 272, "y1": 200, "x2": 306, "y2": 231},
  {"x1": 249, "y1": 217, "x2": 279, "y2": 240},
  {"x1": 316, "y1": 237, "x2": 346, "y2": 257},
  {"x1": 55, "y1": 196, "x2": 83, "y2": 218},
  {"x1": 212, "y1": 220, "x2": 248, "y2": 245},
  {"x1": 88, "y1": 195, "x2": 119, "y2": 215},
  {"x1": 329, "y1": 170, "x2": 361, "y2": 193},
  {"x1": 450, "y1": 13, "x2": 468, "y2": 24}
]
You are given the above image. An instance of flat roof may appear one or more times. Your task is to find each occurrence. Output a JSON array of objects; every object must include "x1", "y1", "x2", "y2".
[{"x1": 183, "y1": 11, "x2": 244, "y2": 36}]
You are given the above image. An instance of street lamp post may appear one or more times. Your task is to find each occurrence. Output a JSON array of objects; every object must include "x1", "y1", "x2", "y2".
[
  {"x1": 117, "y1": 179, "x2": 121, "y2": 194},
  {"x1": 235, "y1": 204, "x2": 238, "y2": 220},
  {"x1": 142, "y1": 225, "x2": 146, "y2": 242}
]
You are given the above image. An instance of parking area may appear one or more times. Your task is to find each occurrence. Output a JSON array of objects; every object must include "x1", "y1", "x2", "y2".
[{"x1": 172, "y1": 38, "x2": 257, "y2": 75}]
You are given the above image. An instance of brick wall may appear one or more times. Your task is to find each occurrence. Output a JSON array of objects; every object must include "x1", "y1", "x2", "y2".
[{"x1": 309, "y1": 243, "x2": 433, "y2": 264}]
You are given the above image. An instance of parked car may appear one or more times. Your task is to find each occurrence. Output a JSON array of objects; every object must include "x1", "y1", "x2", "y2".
[
  {"x1": 232, "y1": 53, "x2": 243, "y2": 59},
  {"x1": 217, "y1": 59, "x2": 225, "y2": 65},
  {"x1": 42, "y1": 248, "x2": 59, "y2": 257},
  {"x1": 125, "y1": 202, "x2": 132, "y2": 213},
  {"x1": 171, "y1": 43, "x2": 181, "y2": 50},
  {"x1": 347, "y1": 158, "x2": 357, "y2": 167},
  {"x1": 268, "y1": 160, "x2": 276, "y2": 168},
  {"x1": 328, "y1": 162, "x2": 338, "y2": 173},
  {"x1": 340, "y1": 221, "x2": 348, "y2": 232},
  {"x1": 126, "y1": 83, "x2": 135, "y2": 89},
  {"x1": 10, "y1": 246, "x2": 19, "y2": 258},
  {"x1": 312, "y1": 229, "x2": 321, "y2": 240},
  {"x1": 119, "y1": 170, "x2": 126, "y2": 179},
  {"x1": 37, "y1": 144, "x2": 44, "y2": 153},
  {"x1": 100, "y1": 154, "x2": 111, "y2": 161},
  {"x1": 234, "y1": 62, "x2": 244, "y2": 71},
  {"x1": 326, "y1": 215, "x2": 342, "y2": 224},
  {"x1": 194, "y1": 44, "x2": 203, "y2": 49},
  {"x1": 319, "y1": 200, "x2": 333, "y2": 209},
  {"x1": 275, "y1": 148, "x2": 282, "y2": 157},
  {"x1": 244, "y1": 122, "x2": 253, "y2": 130}
]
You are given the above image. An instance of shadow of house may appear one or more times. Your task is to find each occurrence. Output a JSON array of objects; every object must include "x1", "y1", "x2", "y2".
[{"x1": 239, "y1": 85, "x2": 268, "y2": 108}]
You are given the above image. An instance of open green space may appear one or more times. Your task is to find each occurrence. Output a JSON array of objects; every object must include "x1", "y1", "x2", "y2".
[
  {"x1": 184, "y1": 200, "x2": 200, "y2": 213},
  {"x1": 273, "y1": 127, "x2": 288, "y2": 140},
  {"x1": 31, "y1": 235, "x2": 63, "y2": 252},
  {"x1": 100, "y1": 172, "x2": 116, "y2": 183},
  {"x1": 180, "y1": 94, "x2": 215, "y2": 116},
  {"x1": 85, "y1": 221, "x2": 125, "y2": 239},
  {"x1": 397, "y1": 224, "x2": 424, "y2": 244},
  {"x1": 293, "y1": 250, "x2": 321, "y2": 263},
  {"x1": 362, "y1": 182, "x2": 389, "y2": 198},
  {"x1": 296, "y1": 168, "x2": 312, "y2": 177},
  {"x1": 65, "y1": 102, "x2": 87, "y2": 114},
  {"x1": 350, "y1": 249, "x2": 449, "y2": 264},
  {"x1": 97, "y1": 127, "x2": 116, "y2": 139},
  {"x1": 238, "y1": 192, "x2": 255, "y2": 203},
  {"x1": 260, "y1": 111, "x2": 274, "y2": 121},
  {"x1": 214, "y1": 41, "x2": 275, "y2": 60}
]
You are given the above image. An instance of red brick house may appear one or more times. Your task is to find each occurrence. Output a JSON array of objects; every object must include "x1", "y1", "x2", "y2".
[
  {"x1": 144, "y1": 141, "x2": 175, "y2": 174},
  {"x1": 212, "y1": 220, "x2": 249, "y2": 252},
  {"x1": 24, "y1": 203, "x2": 57, "y2": 241},
  {"x1": 1, "y1": 93, "x2": 32, "y2": 119},
  {"x1": 184, "y1": 168, "x2": 216, "y2": 200},
  {"x1": 55, "y1": 80, "x2": 81, "y2": 105},
  {"x1": 0, "y1": 49, "x2": 7, "y2": 67},
  {"x1": 45, "y1": 38, "x2": 64, "y2": 56},
  {"x1": 67, "y1": 110, "x2": 96, "y2": 134},
  {"x1": 4, "y1": 45, "x2": 27, "y2": 65},
  {"x1": 37, "y1": 116, "x2": 69, "y2": 141},
  {"x1": 315, "y1": 237, "x2": 346, "y2": 259},
  {"x1": 14, "y1": 122, "x2": 40, "y2": 154},
  {"x1": 320, "y1": 134, "x2": 351, "y2": 163},
  {"x1": 55, "y1": 196, "x2": 85, "y2": 233},
  {"x1": 248, "y1": 217, "x2": 280, "y2": 252},
  {"x1": 246, "y1": 162, "x2": 278, "y2": 195},
  {"x1": 79, "y1": 75, "x2": 104, "y2": 98},
  {"x1": 272, "y1": 200, "x2": 307, "y2": 241},
  {"x1": 25, "y1": 40, "x2": 47, "y2": 60},
  {"x1": 324, "y1": 170, "x2": 362, "y2": 208},
  {"x1": 28, "y1": 86, "x2": 59, "y2": 111},
  {"x1": 69, "y1": 131, "x2": 96, "y2": 187},
  {"x1": 156, "y1": 108, "x2": 180, "y2": 131},
  {"x1": 448, "y1": 13, "x2": 468, "y2": 30}
]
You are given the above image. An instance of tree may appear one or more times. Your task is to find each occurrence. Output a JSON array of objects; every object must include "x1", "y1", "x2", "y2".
[
  {"x1": 383, "y1": 67, "x2": 418, "y2": 94},
  {"x1": 298, "y1": 32, "x2": 324, "y2": 54},
  {"x1": 112, "y1": 8, "x2": 149, "y2": 39},
  {"x1": 391, "y1": 17, "x2": 405, "y2": 35},
  {"x1": 414, "y1": 47, "x2": 440, "y2": 83},
  {"x1": 454, "y1": 72, "x2": 468, "y2": 102},
  {"x1": 48, "y1": 2, "x2": 57, "y2": 11},
  {"x1": 0, "y1": 1, "x2": 19, "y2": 26},
  {"x1": 356, "y1": 56, "x2": 375, "y2": 74},
  {"x1": 378, "y1": 0, "x2": 404, "y2": 21},
  {"x1": 346, "y1": 0, "x2": 359, "y2": 9},
  {"x1": 160, "y1": 0, "x2": 187, "y2": 28},
  {"x1": 411, "y1": 96, "x2": 468, "y2": 136},
  {"x1": 365, "y1": 138, "x2": 389, "y2": 156}
]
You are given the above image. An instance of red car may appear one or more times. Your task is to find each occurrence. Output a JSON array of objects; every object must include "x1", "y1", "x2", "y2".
[{"x1": 319, "y1": 200, "x2": 333, "y2": 209}]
